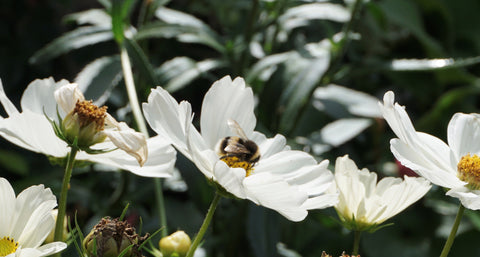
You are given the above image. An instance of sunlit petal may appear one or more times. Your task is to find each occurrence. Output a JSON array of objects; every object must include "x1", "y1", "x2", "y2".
[
  {"x1": 333, "y1": 155, "x2": 430, "y2": 230},
  {"x1": 0, "y1": 178, "x2": 67, "y2": 256},
  {"x1": 447, "y1": 113, "x2": 480, "y2": 160},
  {"x1": 200, "y1": 76, "x2": 256, "y2": 149},
  {"x1": 53, "y1": 83, "x2": 84, "y2": 114}
]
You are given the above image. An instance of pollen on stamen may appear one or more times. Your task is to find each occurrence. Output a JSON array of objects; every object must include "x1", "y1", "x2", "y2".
[
  {"x1": 0, "y1": 236, "x2": 19, "y2": 256},
  {"x1": 457, "y1": 154, "x2": 480, "y2": 190},
  {"x1": 221, "y1": 156, "x2": 254, "y2": 177},
  {"x1": 74, "y1": 100, "x2": 107, "y2": 129}
]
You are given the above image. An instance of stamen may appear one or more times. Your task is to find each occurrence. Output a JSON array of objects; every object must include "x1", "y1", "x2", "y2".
[
  {"x1": 221, "y1": 156, "x2": 254, "y2": 176},
  {"x1": 74, "y1": 100, "x2": 107, "y2": 129},
  {"x1": 457, "y1": 154, "x2": 480, "y2": 190},
  {"x1": 0, "y1": 236, "x2": 19, "y2": 256}
]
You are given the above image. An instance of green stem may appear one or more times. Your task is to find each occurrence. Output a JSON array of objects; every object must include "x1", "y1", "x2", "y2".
[
  {"x1": 119, "y1": 45, "x2": 148, "y2": 135},
  {"x1": 53, "y1": 146, "x2": 78, "y2": 257},
  {"x1": 185, "y1": 192, "x2": 222, "y2": 257},
  {"x1": 352, "y1": 230, "x2": 362, "y2": 256},
  {"x1": 155, "y1": 178, "x2": 168, "y2": 237},
  {"x1": 439, "y1": 204, "x2": 465, "y2": 257},
  {"x1": 119, "y1": 43, "x2": 169, "y2": 236}
]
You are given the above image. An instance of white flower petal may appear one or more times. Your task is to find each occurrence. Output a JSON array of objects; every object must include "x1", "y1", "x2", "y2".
[
  {"x1": 53, "y1": 83, "x2": 84, "y2": 114},
  {"x1": 0, "y1": 110, "x2": 69, "y2": 157},
  {"x1": 36, "y1": 242, "x2": 68, "y2": 256},
  {"x1": 10, "y1": 185, "x2": 56, "y2": 246},
  {"x1": 0, "y1": 79, "x2": 19, "y2": 117},
  {"x1": 103, "y1": 115, "x2": 147, "y2": 166},
  {"x1": 0, "y1": 178, "x2": 16, "y2": 236},
  {"x1": 373, "y1": 176, "x2": 431, "y2": 223},
  {"x1": 187, "y1": 130, "x2": 217, "y2": 178},
  {"x1": 143, "y1": 86, "x2": 195, "y2": 158},
  {"x1": 21, "y1": 78, "x2": 71, "y2": 117},
  {"x1": 302, "y1": 193, "x2": 338, "y2": 210},
  {"x1": 446, "y1": 187, "x2": 480, "y2": 210},
  {"x1": 213, "y1": 161, "x2": 247, "y2": 198},
  {"x1": 252, "y1": 133, "x2": 288, "y2": 159},
  {"x1": 16, "y1": 248, "x2": 43, "y2": 257},
  {"x1": 77, "y1": 135, "x2": 176, "y2": 177},
  {"x1": 17, "y1": 205, "x2": 55, "y2": 248},
  {"x1": 380, "y1": 91, "x2": 460, "y2": 188},
  {"x1": 244, "y1": 172, "x2": 308, "y2": 222},
  {"x1": 334, "y1": 156, "x2": 367, "y2": 217},
  {"x1": 200, "y1": 76, "x2": 256, "y2": 149},
  {"x1": 255, "y1": 150, "x2": 316, "y2": 176},
  {"x1": 391, "y1": 137, "x2": 463, "y2": 188},
  {"x1": 291, "y1": 160, "x2": 334, "y2": 195},
  {"x1": 447, "y1": 113, "x2": 480, "y2": 160}
]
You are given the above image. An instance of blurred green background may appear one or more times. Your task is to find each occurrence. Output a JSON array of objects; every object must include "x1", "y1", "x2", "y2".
[{"x1": 2, "y1": 0, "x2": 480, "y2": 256}]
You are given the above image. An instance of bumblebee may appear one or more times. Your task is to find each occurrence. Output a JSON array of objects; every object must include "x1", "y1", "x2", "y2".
[{"x1": 216, "y1": 120, "x2": 260, "y2": 173}]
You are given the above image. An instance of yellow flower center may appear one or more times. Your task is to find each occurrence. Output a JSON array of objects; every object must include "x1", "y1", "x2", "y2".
[
  {"x1": 74, "y1": 100, "x2": 107, "y2": 129},
  {"x1": 221, "y1": 156, "x2": 254, "y2": 176},
  {"x1": 0, "y1": 237, "x2": 19, "y2": 256},
  {"x1": 457, "y1": 154, "x2": 480, "y2": 190}
]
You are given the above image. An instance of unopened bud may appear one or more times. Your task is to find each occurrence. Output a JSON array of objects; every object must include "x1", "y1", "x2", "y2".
[
  {"x1": 159, "y1": 231, "x2": 191, "y2": 257},
  {"x1": 83, "y1": 217, "x2": 148, "y2": 257},
  {"x1": 62, "y1": 100, "x2": 108, "y2": 147}
]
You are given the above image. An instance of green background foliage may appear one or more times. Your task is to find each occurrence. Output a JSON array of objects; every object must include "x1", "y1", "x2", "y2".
[{"x1": 2, "y1": 0, "x2": 480, "y2": 256}]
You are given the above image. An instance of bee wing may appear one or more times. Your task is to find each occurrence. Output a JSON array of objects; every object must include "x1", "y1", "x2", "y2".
[
  {"x1": 224, "y1": 141, "x2": 251, "y2": 154},
  {"x1": 227, "y1": 119, "x2": 249, "y2": 140}
]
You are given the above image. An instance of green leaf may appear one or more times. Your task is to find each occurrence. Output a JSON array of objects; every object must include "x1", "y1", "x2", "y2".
[
  {"x1": 156, "y1": 57, "x2": 226, "y2": 92},
  {"x1": 123, "y1": 38, "x2": 159, "y2": 86},
  {"x1": 279, "y1": 3, "x2": 350, "y2": 32},
  {"x1": 278, "y1": 48, "x2": 330, "y2": 134},
  {"x1": 119, "y1": 202, "x2": 130, "y2": 221},
  {"x1": 97, "y1": 0, "x2": 112, "y2": 10},
  {"x1": 133, "y1": 7, "x2": 225, "y2": 52},
  {"x1": 111, "y1": 0, "x2": 137, "y2": 43},
  {"x1": 63, "y1": 9, "x2": 111, "y2": 27},
  {"x1": 277, "y1": 243, "x2": 303, "y2": 257},
  {"x1": 29, "y1": 26, "x2": 113, "y2": 64},
  {"x1": 246, "y1": 52, "x2": 294, "y2": 83},
  {"x1": 388, "y1": 56, "x2": 480, "y2": 71},
  {"x1": 135, "y1": 21, "x2": 225, "y2": 53},
  {"x1": 74, "y1": 55, "x2": 122, "y2": 104}
]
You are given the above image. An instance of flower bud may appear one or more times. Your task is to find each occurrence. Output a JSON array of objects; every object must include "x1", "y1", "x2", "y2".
[
  {"x1": 44, "y1": 209, "x2": 68, "y2": 243},
  {"x1": 61, "y1": 100, "x2": 108, "y2": 148},
  {"x1": 159, "y1": 231, "x2": 191, "y2": 257},
  {"x1": 83, "y1": 217, "x2": 147, "y2": 257}
]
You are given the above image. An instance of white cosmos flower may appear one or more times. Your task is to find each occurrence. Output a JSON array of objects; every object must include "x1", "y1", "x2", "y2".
[
  {"x1": 142, "y1": 75, "x2": 338, "y2": 221},
  {"x1": 379, "y1": 91, "x2": 480, "y2": 210},
  {"x1": 0, "y1": 78, "x2": 175, "y2": 177},
  {"x1": 0, "y1": 177, "x2": 67, "y2": 257},
  {"x1": 333, "y1": 155, "x2": 431, "y2": 231}
]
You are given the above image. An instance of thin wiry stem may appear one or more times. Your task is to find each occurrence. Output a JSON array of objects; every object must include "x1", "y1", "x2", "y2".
[
  {"x1": 53, "y1": 145, "x2": 78, "y2": 257},
  {"x1": 439, "y1": 204, "x2": 465, "y2": 257},
  {"x1": 119, "y1": 44, "x2": 168, "y2": 237},
  {"x1": 185, "y1": 192, "x2": 222, "y2": 257},
  {"x1": 120, "y1": 46, "x2": 148, "y2": 135}
]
